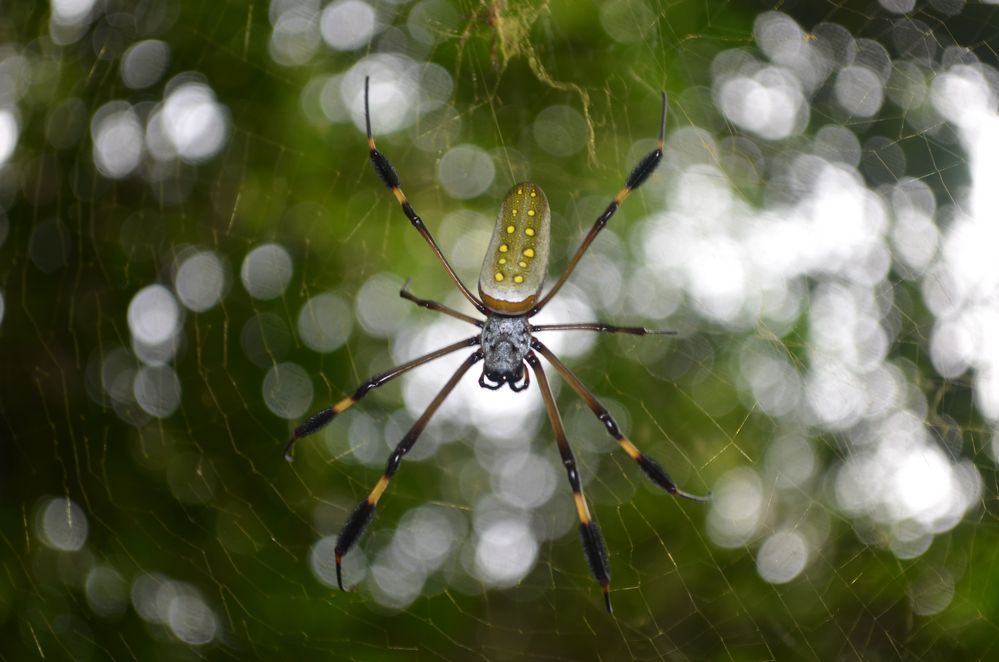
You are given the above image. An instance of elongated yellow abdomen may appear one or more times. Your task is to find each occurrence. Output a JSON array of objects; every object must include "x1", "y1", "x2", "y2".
[{"x1": 478, "y1": 182, "x2": 551, "y2": 314}]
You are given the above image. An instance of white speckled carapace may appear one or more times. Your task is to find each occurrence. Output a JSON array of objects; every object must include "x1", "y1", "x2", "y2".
[{"x1": 478, "y1": 182, "x2": 551, "y2": 314}]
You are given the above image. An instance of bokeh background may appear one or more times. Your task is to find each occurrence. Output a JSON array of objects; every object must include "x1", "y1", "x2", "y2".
[{"x1": 4, "y1": 0, "x2": 999, "y2": 658}]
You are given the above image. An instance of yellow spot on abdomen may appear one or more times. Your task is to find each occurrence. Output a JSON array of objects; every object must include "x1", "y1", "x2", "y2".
[
  {"x1": 499, "y1": 244, "x2": 508, "y2": 253},
  {"x1": 506, "y1": 225, "x2": 515, "y2": 234},
  {"x1": 519, "y1": 261, "x2": 527, "y2": 268},
  {"x1": 524, "y1": 248, "x2": 535, "y2": 258},
  {"x1": 528, "y1": 209, "x2": 535, "y2": 217},
  {"x1": 498, "y1": 258, "x2": 507, "y2": 265},
  {"x1": 514, "y1": 275, "x2": 524, "y2": 284},
  {"x1": 525, "y1": 228, "x2": 535, "y2": 237},
  {"x1": 494, "y1": 272, "x2": 504, "y2": 282}
]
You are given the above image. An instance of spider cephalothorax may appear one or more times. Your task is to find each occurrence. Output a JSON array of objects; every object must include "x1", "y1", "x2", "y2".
[
  {"x1": 479, "y1": 314, "x2": 531, "y2": 391},
  {"x1": 284, "y1": 77, "x2": 709, "y2": 614}
]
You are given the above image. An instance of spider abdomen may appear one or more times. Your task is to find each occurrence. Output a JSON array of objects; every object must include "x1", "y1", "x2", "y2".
[{"x1": 478, "y1": 182, "x2": 551, "y2": 315}]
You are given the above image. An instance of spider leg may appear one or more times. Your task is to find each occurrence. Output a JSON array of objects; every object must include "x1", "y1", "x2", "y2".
[
  {"x1": 284, "y1": 335, "x2": 480, "y2": 461},
  {"x1": 334, "y1": 349, "x2": 483, "y2": 590},
  {"x1": 478, "y1": 373, "x2": 504, "y2": 390},
  {"x1": 509, "y1": 363, "x2": 530, "y2": 392},
  {"x1": 529, "y1": 92, "x2": 668, "y2": 316},
  {"x1": 532, "y1": 322, "x2": 675, "y2": 336},
  {"x1": 525, "y1": 351, "x2": 613, "y2": 614},
  {"x1": 364, "y1": 77, "x2": 489, "y2": 316},
  {"x1": 532, "y1": 338, "x2": 709, "y2": 502},
  {"x1": 399, "y1": 278, "x2": 483, "y2": 327}
]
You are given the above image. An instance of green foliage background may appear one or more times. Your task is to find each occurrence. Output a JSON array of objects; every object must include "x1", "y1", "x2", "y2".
[{"x1": 3, "y1": 0, "x2": 999, "y2": 659}]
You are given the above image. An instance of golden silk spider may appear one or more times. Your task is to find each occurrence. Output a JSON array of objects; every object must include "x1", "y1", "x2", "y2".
[{"x1": 285, "y1": 78, "x2": 709, "y2": 613}]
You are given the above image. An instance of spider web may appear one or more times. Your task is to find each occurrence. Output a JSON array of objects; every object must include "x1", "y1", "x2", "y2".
[{"x1": 4, "y1": 0, "x2": 999, "y2": 658}]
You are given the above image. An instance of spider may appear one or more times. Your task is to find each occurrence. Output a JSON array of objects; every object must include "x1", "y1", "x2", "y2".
[{"x1": 285, "y1": 77, "x2": 709, "y2": 613}]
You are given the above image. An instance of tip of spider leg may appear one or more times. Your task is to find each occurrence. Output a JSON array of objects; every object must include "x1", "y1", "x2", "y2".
[
  {"x1": 282, "y1": 437, "x2": 297, "y2": 462},
  {"x1": 335, "y1": 553, "x2": 348, "y2": 592},
  {"x1": 363, "y1": 77, "x2": 374, "y2": 141},
  {"x1": 602, "y1": 583, "x2": 613, "y2": 614},
  {"x1": 676, "y1": 487, "x2": 712, "y2": 503}
]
